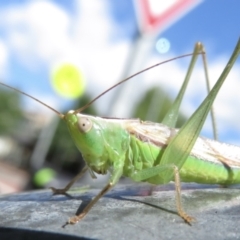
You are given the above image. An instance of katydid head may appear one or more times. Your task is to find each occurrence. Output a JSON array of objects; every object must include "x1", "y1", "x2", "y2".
[{"x1": 64, "y1": 111, "x2": 130, "y2": 174}]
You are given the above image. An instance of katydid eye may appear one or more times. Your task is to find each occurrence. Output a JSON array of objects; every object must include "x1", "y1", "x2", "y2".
[{"x1": 78, "y1": 117, "x2": 92, "y2": 133}]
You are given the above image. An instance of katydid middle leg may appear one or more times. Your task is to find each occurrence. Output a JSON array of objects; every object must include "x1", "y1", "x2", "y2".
[
  {"x1": 50, "y1": 165, "x2": 88, "y2": 194},
  {"x1": 131, "y1": 164, "x2": 194, "y2": 224}
]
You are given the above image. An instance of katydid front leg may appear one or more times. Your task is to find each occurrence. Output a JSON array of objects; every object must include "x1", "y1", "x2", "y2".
[
  {"x1": 50, "y1": 166, "x2": 88, "y2": 194},
  {"x1": 66, "y1": 182, "x2": 113, "y2": 225},
  {"x1": 65, "y1": 164, "x2": 123, "y2": 225}
]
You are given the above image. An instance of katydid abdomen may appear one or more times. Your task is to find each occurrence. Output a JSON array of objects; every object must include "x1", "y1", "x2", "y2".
[{"x1": 180, "y1": 138, "x2": 240, "y2": 185}]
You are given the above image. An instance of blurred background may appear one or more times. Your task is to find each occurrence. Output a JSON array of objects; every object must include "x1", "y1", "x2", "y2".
[{"x1": 0, "y1": 0, "x2": 239, "y2": 194}]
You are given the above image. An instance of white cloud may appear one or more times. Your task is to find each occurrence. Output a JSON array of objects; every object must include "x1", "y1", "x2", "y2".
[
  {"x1": 1, "y1": 1, "x2": 72, "y2": 68},
  {"x1": 0, "y1": 39, "x2": 8, "y2": 78},
  {"x1": 0, "y1": 0, "x2": 130, "y2": 95}
]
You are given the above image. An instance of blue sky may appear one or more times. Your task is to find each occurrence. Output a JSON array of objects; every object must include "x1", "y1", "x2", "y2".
[
  {"x1": 0, "y1": 0, "x2": 239, "y2": 145},
  {"x1": 163, "y1": 0, "x2": 240, "y2": 56}
]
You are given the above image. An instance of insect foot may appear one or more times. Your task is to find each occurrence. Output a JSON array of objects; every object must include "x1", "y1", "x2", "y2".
[
  {"x1": 49, "y1": 186, "x2": 67, "y2": 195},
  {"x1": 69, "y1": 214, "x2": 85, "y2": 224},
  {"x1": 181, "y1": 213, "x2": 196, "y2": 225}
]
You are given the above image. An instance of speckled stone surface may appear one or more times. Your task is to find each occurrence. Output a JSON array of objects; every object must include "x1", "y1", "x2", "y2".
[{"x1": 1, "y1": 183, "x2": 240, "y2": 240}]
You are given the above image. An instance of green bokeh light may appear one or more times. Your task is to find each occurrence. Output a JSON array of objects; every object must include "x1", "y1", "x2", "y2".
[{"x1": 52, "y1": 64, "x2": 85, "y2": 99}]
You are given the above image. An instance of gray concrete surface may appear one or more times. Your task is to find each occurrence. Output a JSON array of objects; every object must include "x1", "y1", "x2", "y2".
[{"x1": 1, "y1": 183, "x2": 240, "y2": 240}]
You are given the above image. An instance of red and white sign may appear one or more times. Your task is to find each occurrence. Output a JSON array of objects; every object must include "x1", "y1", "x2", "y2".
[{"x1": 134, "y1": 0, "x2": 202, "y2": 34}]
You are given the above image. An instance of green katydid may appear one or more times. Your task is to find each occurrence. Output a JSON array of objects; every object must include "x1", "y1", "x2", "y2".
[{"x1": 0, "y1": 38, "x2": 240, "y2": 226}]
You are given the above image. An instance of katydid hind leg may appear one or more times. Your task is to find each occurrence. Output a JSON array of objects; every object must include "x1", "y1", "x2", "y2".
[
  {"x1": 201, "y1": 48, "x2": 218, "y2": 140},
  {"x1": 162, "y1": 42, "x2": 204, "y2": 128},
  {"x1": 162, "y1": 42, "x2": 218, "y2": 141},
  {"x1": 159, "y1": 38, "x2": 240, "y2": 176}
]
